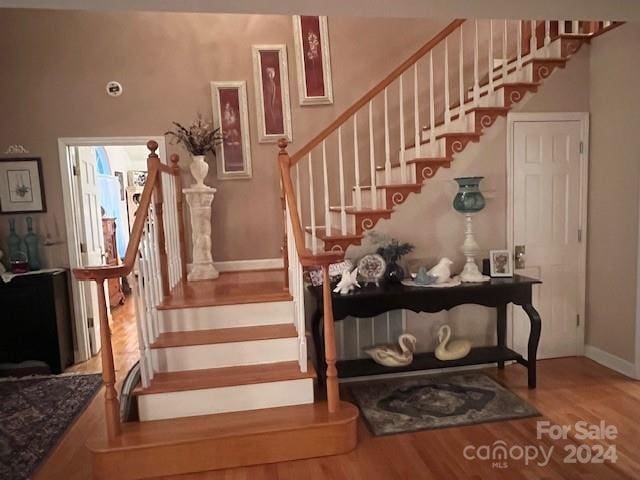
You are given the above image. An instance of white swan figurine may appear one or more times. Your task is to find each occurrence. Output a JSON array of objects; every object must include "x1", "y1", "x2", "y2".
[
  {"x1": 364, "y1": 333, "x2": 417, "y2": 367},
  {"x1": 435, "y1": 325, "x2": 472, "y2": 361}
]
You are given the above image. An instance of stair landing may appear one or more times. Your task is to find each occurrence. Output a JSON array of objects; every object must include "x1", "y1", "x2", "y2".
[
  {"x1": 88, "y1": 401, "x2": 358, "y2": 480},
  {"x1": 158, "y1": 269, "x2": 291, "y2": 310}
]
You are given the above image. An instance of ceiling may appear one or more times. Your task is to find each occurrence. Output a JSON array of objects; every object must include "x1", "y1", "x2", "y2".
[{"x1": 0, "y1": 0, "x2": 639, "y2": 20}]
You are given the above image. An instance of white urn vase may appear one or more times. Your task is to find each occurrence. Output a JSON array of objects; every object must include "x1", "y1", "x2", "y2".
[{"x1": 190, "y1": 154, "x2": 209, "y2": 189}]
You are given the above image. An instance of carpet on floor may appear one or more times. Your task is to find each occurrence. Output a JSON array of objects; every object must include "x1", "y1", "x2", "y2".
[
  {"x1": 0, "y1": 373, "x2": 103, "y2": 480},
  {"x1": 349, "y1": 371, "x2": 539, "y2": 436}
]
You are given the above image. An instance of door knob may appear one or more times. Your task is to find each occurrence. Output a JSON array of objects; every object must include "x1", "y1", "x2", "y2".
[{"x1": 514, "y1": 245, "x2": 526, "y2": 269}]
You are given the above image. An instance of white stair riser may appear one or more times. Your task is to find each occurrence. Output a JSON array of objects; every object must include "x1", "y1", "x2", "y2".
[
  {"x1": 329, "y1": 210, "x2": 356, "y2": 234},
  {"x1": 137, "y1": 378, "x2": 314, "y2": 421},
  {"x1": 356, "y1": 188, "x2": 386, "y2": 210},
  {"x1": 158, "y1": 301, "x2": 294, "y2": 333},
  {"x1": 151, "y1": 337, "x2": 299, "y2": 372}
]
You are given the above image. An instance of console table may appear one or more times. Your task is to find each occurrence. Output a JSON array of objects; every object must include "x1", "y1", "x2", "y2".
[{"x1": 309, "y1": 275, "x2": 542, "y2": 388}]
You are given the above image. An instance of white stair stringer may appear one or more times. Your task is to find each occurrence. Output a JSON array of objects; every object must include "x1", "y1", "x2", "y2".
[{"x1": 137, "y1": 377, "x2": 314, "y2": 421}]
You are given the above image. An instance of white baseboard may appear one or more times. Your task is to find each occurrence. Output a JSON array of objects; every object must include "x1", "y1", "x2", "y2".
[
  {"x1": 187, "y1": 258, "x2": 284, "y2": 273},
  {"x1": 584, "y1": 345, "x2": 637, "y2": 379}
]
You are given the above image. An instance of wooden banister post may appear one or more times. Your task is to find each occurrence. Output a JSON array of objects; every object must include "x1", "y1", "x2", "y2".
[
  {"x1": 322, "y1": 265, "x2": 340, "y2": 413},
  {"x1": 148, "y1": 141, "x2": 170, "y2": 298},
  {"x1": 279, "y1": 139, "x2": 290, "y2": 292},
  {"x1": 170, "y1": 153, "x2": 188, "y2": 283},
  {"x1": 96, "y1": 277, "x2": 120, "y2": 439}
]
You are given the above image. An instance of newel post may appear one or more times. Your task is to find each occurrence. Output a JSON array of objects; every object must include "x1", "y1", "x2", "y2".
[
  {"x1": 171, "y1": 153, "x2": 188, "y2": 282},
  {"x1": 278, "y1": 139, "x2": 290, "y2": 291},
  {"x1": 322, "y1": 265, "x2": 340, "y2": 413},
  {"x1": 96, "y1": 276, "x2": 120, "y2": 438},
  {"x1": 147, "y1": 141, "x2": 170, "y2": 298}
]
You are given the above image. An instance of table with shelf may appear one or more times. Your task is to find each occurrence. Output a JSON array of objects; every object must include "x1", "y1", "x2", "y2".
[{"x1": 309, "y1": 275, "x2": 542, "y2": 388}]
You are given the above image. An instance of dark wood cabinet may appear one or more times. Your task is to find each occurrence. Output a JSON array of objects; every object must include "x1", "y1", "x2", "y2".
[
  {"x1": 102, "y1": 217, "x2": 125, "y2": 308},
  {"x1": 0, "y1": 269, "x2": 74, "y2": 374}
]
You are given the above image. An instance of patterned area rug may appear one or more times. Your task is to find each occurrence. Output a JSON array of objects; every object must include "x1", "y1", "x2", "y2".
[
  {"x1": 0, "y1": 373, "x2": 103, "y2": 480},
  {"x1": 349, "y1": 372, "x2": 539, "y2": 436}
]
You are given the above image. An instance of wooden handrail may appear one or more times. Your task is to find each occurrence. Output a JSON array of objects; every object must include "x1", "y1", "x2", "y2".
[{"x1": 289, "y1": 18, "x2": 465, "y2": 166}]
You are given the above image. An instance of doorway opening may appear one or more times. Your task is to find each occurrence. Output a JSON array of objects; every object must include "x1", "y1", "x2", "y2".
[{"x1": 58, "y1": 137, "x2": 166, "y2": 363}]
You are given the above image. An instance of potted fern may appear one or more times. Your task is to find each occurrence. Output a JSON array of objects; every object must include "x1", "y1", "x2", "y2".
[{"x1": 166, "y1": 114, "x2": 223, "y2": 188}]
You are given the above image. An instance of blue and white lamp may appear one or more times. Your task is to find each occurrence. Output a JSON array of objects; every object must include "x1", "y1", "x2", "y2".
[{"x1": 453, "y1": 177, "x2": 490, "y2": 283}]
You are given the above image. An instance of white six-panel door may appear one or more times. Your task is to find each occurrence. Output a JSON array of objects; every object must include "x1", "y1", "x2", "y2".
[{"x1": 509, "y1": 115, "x2": 588, "y2": 359}]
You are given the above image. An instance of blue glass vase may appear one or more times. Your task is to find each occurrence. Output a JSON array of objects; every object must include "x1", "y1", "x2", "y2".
[
  {"x1": 24, "y1": 216, "x2": 41, "y2": 270},
  {"x1": 7, "y1": 218, "x2": 24, "y2": 262},
  {"x1": 452, "y1": 176, "x2": 486, "y2": 213}
]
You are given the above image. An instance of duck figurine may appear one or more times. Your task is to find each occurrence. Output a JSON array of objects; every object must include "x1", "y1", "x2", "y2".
[
  {"x1": 364, "y1": 333, "x2": 417, "y2": 367},
  {"x1": 435, "y1": 325, "x2": 472, "y2": 361}
]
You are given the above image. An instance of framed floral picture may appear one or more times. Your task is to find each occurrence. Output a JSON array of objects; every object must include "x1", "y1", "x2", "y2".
[
  {"x1": 252, "y1": 44, "x2": 293, "y2": 143},
  {"x1": 210, "y1": 81, "x2": 252, "y2": 179},
  {"x1": 292, "y1": 15, "x2": 333, "y2": 105},
  {"x1": 489, "y1": 249, "x2": 513, "y2": 277},
  {"x1": 0, "y1": 157, "x2": 47, "y2": 213}
]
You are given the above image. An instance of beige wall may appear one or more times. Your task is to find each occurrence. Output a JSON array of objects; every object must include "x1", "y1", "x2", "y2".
[
  {"x1": 0, "y1": 9, "x2": 444, "y2": 263},
  {"x1": 586, "y1": 23, "x2": 640, "y2": 364}
]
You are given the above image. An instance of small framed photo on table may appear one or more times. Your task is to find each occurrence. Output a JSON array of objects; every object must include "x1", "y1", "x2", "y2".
[
  {"x1": 489, "y1": 249, "x2": 513, "y2": 277},
  {"x1": 0, "y1": 157, "x2": 46, "y2": 213}
]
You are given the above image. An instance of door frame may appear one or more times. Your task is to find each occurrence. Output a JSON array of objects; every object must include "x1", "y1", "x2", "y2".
[
  {"x1": 506, "y1": 112, "x2": 589, "y2": 357},
  {"x1": 58, "y1": 136, "x2": 166, "y2": 363}
]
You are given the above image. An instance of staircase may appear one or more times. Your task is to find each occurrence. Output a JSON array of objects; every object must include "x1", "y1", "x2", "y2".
[
  {"x1": 279, "y1": 20, "x2": 621, "y2": 254},
  {"x1": 75, "y1": 18, "x2": 620, "y2": 480}
]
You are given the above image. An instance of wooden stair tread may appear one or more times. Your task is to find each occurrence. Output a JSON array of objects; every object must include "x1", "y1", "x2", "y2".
[
  {"x1": 158, "y1": 269, "x2": 291, "y2": 310},
  {"x1": 150, "y1": 324, "x2": 297, "y2": 349},
  {"x1": 135, "y1": 361, "x2": 316, "y2": 395},
  {"x1": 329, "y1": 206, "x2": 394, "y2": 214},
  {"x1": 356, "y1": 183, "x2": 421, "y2": 190},
  {"x1": 87, "y1": 400, "x2": 358, "y2": 451},
  {"x1": 304, "y1": 227, "x2": 363, "y2": 240},
  {"x1": 376, "y1": 157, "x2": 450, "y2": 170}
]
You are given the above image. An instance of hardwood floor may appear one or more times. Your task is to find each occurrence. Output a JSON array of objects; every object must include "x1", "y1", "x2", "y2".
[{"x1": 34, "y1": 296, "x2": 640, "y2": 480}]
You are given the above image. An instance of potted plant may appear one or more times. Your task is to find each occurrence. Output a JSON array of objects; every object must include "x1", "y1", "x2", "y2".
[
  {"x1": 377, "y1": 238, "x2": 414, "y2": 283},
  {"x1": 166, "y1": 114, "x2": 223, "y2": 189}
]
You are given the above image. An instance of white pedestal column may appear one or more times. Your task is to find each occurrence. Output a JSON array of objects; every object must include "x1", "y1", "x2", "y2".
[
  {"x1": 184, "y1": 186, "x2": 219, "y2": 281},
  {"x1": 459, "y1": 213, "x2": 490, "y2": 283}
]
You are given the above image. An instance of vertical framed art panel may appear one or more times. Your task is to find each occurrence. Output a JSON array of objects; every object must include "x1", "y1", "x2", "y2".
[
  {"x1": 211, "y1": 81, "x2": 252, "y2": 179},
  {"x1": 0, "y1": 157, "x2": 47, "y2": 213},
  {"x1": 252, "y1": 45, "x2": 293, "y2": 143},
  {"x1": 293, "y1": 15, "x2": 333, "y2": 105}
]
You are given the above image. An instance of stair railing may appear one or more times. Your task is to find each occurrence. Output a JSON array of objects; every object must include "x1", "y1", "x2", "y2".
[
  {"x1": 277, "y1": 18, "x2": 617, "y2": 414},
  {"x1": 74, "y1": 140, "x2": 186, "y2": 439}
]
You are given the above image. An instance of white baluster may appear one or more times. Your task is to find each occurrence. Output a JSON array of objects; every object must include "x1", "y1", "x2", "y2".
[
  {"x1": 307, "y1": 153, "x2": 317, "y2": 254},
  {"x1": 444, "y1": 37, "x2": 451, "y2": 125},
  {"x1": 502, "y1": 20, "x2": 508, "y2": 83},
  {"x1": 140, "y1": 226, "x2": 157, "y2": 341},
  {"x1": 399, "y1": 74, "x2": 407, "y2": 183},
  {"x1": 429, "y1": 51, "x2": 436, "y2": 155},
  {"x1": 604, "y1": 21, "x2": 612, "y2": 29},
  {"x1": 322, "y1": 140, "x2": 331, "y2": 236},
  {"x1": 572, "y1": 20, "x2": 579, "y2": 34},
  {"x1": 384, "y1": 87, "x2": 391, "y2": 185},
  {"x1": 488, "y1": 20, "x2": 494, "y2": 94},
  {"x1": 132, "y1": 271, "x2": 151, "y2": 386},
  {"x1": 338, "y1": 127, "x2": 347, "y2": 234},
  {"x1": 353, "y1": 113, "x2": 361, "y2": 209},
  {"x1": 517, "y1": 20, "x2": 523, "y2": 70},
  {"x1": 544, "y1": 20, "x2": 551, "y2": 56},
  {"x1": 414, "y1": 63, "x2": 421, "y2": 158},
  {"x1": 530, "y1": 20, "x2": 537, "y2": 56},
  {"x1": 473, "y1": 20, "x2": 480, "y2": 105},
  {"x1": 294, "y1": 162, "x2": 301, "y2": 228},
  {"x1": 559, "y1": 20, "x2": 566, "y2": 35},
  {"x1": 368, "y1": 101, "x2": 378, "y2": 209},
  {"x1": 459, "y1": 26, "x2": 466, "y2": 120}
]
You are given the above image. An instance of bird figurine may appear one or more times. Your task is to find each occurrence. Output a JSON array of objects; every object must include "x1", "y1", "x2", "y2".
[
  {"x1": 333, "y1": 268, "x2": 360, "y2": 295},
  {"x1": 435, "y1": 325, "x2": 472, "y2": 361},
  {"x1": 415, "y1": 266, "x2": 437, "y2": 285},
  {"x1": 427, "y1": 257, "x2": 453, "y2": 284},
  {"x1": 364, "y1": 333, "x2": 417, "y2": 367}
]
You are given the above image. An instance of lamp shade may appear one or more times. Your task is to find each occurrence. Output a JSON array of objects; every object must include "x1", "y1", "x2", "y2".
[{"x1": 453, "y1": 176, "x2": 485, "y2": 213}]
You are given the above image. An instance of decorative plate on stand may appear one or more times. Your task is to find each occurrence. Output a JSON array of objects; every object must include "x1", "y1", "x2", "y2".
[{"x1": 357, "y1": 254, "x2": 386, "y2": 286}]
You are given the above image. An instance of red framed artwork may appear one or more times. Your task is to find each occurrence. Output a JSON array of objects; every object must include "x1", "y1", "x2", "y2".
[
  {"x1": 293, "y1": 16, "x2": 333, "y2": 105},
  {"x1": 210, "y1": 81, "x2": 252, "y2": 179},
  {"x1": 252, "y1": 45, "x2": 292, "y2": 143}
]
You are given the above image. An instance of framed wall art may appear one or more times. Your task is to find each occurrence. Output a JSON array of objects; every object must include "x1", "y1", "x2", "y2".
[
  {"x1": 252, "y1": 44, "x2": 293, "y2": 143},
  {"x1": 489, "y1": 249, "x2": 513, "y2": 277},
  {"x1": 0, "y1": 157, "x2": 47, "y2": 213},
  {"x1": 210, "y1": 81, "x2": 253, "y2": 179},
  {"x1": 292, "y1": 15, "x2": 333, "y2": 105}
]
